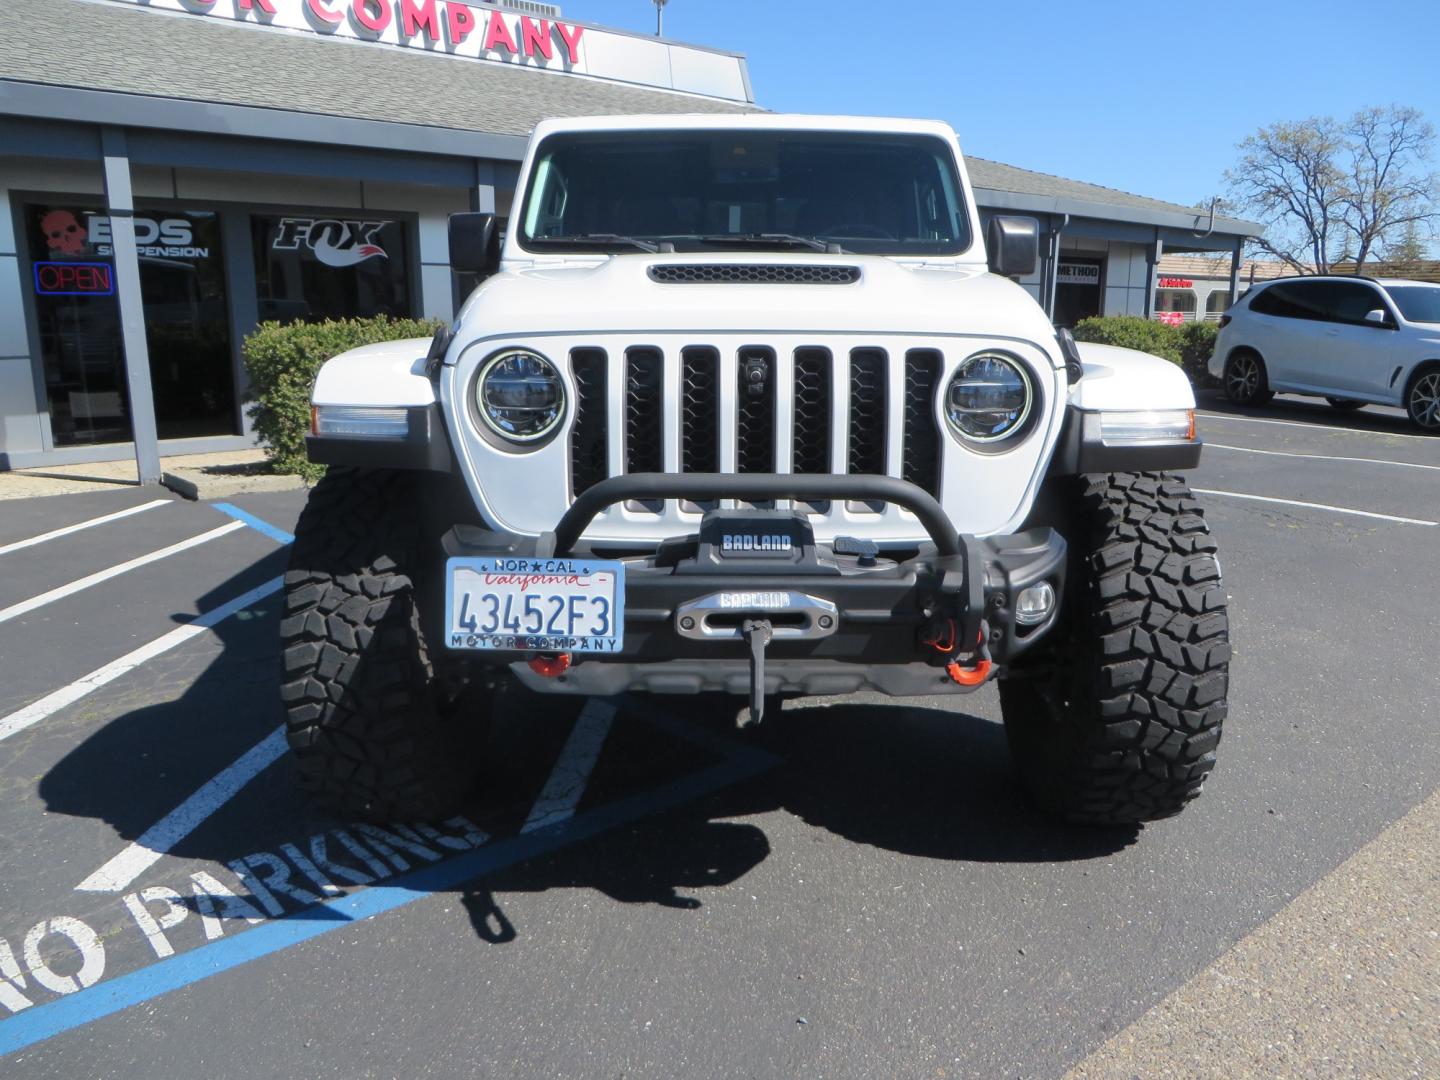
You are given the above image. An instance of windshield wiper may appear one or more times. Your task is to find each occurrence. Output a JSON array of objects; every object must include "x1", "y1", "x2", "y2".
[
  {"x1": 528, "y1": 234, "x2": 670, "y2": 253},
  {"x1": 695, "y1": 233, "x2": 847, "y2": 254}
]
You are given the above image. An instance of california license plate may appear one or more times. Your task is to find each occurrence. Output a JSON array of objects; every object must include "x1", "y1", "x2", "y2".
[{"x1": 445, "y1": 556, "x2": 625, "y2": 653}]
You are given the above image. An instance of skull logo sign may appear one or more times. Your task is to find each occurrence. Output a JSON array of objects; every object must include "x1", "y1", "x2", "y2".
[{"x1": 41, "y1": 210, "x2": 87, "y2": 255}]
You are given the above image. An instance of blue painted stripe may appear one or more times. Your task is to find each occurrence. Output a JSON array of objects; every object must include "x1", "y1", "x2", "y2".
[
  {"x1": 211, "y1": 503, "x2": 295, "y2": 546},
  {"x1": 0, "y1": 749, "x2": 775, "y2": 1056}
]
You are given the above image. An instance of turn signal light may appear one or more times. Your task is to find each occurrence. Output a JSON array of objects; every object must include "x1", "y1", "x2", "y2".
[
  {"x1": 311, "y1": 405, "x2": 411, "y2": 440},
  {"x1": 1099, "y1": 409, "x2": 1195, "y2": 443}
]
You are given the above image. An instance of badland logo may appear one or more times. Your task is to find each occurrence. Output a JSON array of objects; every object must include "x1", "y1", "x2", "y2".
[{"x1": 272, "y1": 218, "x2": 390, "y2": 267}]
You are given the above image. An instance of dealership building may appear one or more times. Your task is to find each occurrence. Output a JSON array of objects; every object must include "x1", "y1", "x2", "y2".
[{"x1": 0, "y1": 0, "x2": 1260, "y2": 475}]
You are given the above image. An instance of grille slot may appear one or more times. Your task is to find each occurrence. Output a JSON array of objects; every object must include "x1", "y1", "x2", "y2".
[
  {"x1": 902, "y1": 350, "x2": 943, "y2": 497},
  {"x1": 649, "y1": 264, "x2": 861, "y2": 285},
  {"x1": 736, "y1": 346, "x2": 777, "y2": 508},
  {"x1": 792, "y1": 347, "x2": 833, "y2": 513},
  {"x1": 847, "y1": 348, "x2": 888, "y2": 512},
  {"x1": 568, "y1": 348, "x2": 608, "y2": 498},
  {"x1": 624, "y1": 347, "x2": 664, "y2": 511},
  {"x1": 680, "y1": 346, "x2": 720, "y2": 511}
]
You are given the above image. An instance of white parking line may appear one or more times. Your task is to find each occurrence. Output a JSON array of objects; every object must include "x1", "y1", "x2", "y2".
[
  {"x1": 1194, "y1": 488, "x2": 1438, "y2": 527},
  {"x1": 0, "y1": 575, "x2": 283, "y2": 743},
  {"x1": 1207, "y1": 443, "x2": 1440, "y2": 471},
  {"x1": 0, "y1": 521, "x2": 245, "y2": 624},
  {"x1": 521, "y1": 699, "x2": 617, "y2": 833},
  {"x1": 76, "y1": 727, "x2": 289, "y2": 893},
  {"x1": 0, "y1": 499, "x2": 171, "y2": 557},
  {"x1": 1197, "y1": 411, "x2": 1435, "y2": 440}
]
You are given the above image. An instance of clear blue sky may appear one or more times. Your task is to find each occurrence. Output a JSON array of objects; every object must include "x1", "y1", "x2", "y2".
[{"x1": 559, "y1": 0, "x2": 1440, "y2": 211}]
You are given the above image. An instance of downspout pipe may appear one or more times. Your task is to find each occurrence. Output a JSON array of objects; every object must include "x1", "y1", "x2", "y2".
[{"x1": 1045, "y1": 213, "x2": 1069, "y2": 321}]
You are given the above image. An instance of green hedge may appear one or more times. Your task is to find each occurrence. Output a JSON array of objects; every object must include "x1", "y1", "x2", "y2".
[
  {"x1": 242, "y1": 315, "x2": 442, "y2": 480},
  {"x1": 1072, "y1": 316, "x2": 1218, "y2": 389}
]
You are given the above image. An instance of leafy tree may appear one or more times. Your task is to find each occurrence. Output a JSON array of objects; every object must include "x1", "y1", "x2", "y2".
[
  {"x1": 1225, "y1": 106, "x2": 1437, "y2": 274},
  {"x1": 1386, "y1": 219, "x2": 1429, "y2": 262}
]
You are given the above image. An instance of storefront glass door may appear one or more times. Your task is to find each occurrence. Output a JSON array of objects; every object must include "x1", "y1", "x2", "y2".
[{"x1": 25, "y1": 203, "x2": 237, "y2": 445}]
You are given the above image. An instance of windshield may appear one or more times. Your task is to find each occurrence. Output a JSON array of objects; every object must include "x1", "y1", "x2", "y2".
[
  {"x1": 1385, "y1": 285, "x2": 1440, "y2": 324},
  {"x1": 518, "y1": 130, "x2": 970, "y2": 256}
]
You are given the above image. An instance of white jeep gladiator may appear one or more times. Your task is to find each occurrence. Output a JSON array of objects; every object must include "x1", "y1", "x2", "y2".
[{"x1": 287, "y1": 114, "x2": 1230, "y2": 826}]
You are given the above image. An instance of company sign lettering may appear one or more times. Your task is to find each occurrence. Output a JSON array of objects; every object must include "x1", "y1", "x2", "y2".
[
  {"x1": 272, "y1": 218, "x2": 391, "y2": 267},
  {"x1": 1158, "y1": 277, "x2": 1194, "y2": 288},
  {"x1": 38, "y1": 210, "x2": 210, "y2": 260},
  {"x1": 1057, "y1": 262, "x2": 1101, "y2": 286},
  {"x1": 103, "y1": 0, "x2": 583, "y2": 66}
]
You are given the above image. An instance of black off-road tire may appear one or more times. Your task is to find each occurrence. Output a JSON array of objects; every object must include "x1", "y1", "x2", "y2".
[
  {"x1": 1000, "y1": 472, "x2": 1230, "y2": 824},
  {"x1": 1222, "y1": 349, "x2": 1274, "y2": 406},
  {"x1": 280, "y1": 466, "x2": 487, "y2": 822}
]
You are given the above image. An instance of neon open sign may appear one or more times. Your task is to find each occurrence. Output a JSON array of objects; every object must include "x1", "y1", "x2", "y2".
[{"x1": 33, "y1": 261, "x2": 114, "y2": 296}]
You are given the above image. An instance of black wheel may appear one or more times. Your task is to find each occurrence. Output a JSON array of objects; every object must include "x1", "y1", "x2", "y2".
[
  {"x1": 1405, "y1": 366, "x2": 1440, "y2": 432},
  {"x1": 1000, "y1": 473, "x2": 1230, "y2": 824},
  {"x1": 1325, "y1": 397, "x2": 1365, "y2": 411},
  {"x1": 1222, "y1": 349, "x2": 1273, "y2": 405},
  {"x1": 280, "y1": 467, "x2": 488, "y2": 821}
]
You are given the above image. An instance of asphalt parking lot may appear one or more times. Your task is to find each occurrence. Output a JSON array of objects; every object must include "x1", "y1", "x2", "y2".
[{"x1": 1, "y1": 392, "x2": 1436, "y2": 1079}]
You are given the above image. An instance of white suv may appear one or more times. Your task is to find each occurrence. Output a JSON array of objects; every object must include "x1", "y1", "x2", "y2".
[{"x1": 1208, "y1": 276, "x2": 1440, "y2": 431}]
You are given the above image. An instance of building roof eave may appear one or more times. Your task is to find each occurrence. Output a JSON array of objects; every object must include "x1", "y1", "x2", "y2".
[{"x1": 972, "y1": 187, "x2": 1264, "y2": 240}]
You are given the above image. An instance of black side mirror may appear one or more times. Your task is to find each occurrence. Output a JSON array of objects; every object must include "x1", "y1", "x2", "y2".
[
  {"x1": 449, "y1": 212, "x2": 500, "y2": 276},
  {"x1": 987, "y1": 216, "x2": 1039, "y2": 279}
]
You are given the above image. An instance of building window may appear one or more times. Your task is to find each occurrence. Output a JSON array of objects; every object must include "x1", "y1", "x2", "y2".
[
  {"x1": 252, "y1": 214, "x2": 411, "y2": 323},
  {"x1": 25, "y1": 203, "x2": 236, "y2": 446},
  {"x1": 1155, "y1": 288, "x2": 1197, "y2": 324},
  {"x1": 1204, "y1": 290, "x2": 1231, "y2": 321}
]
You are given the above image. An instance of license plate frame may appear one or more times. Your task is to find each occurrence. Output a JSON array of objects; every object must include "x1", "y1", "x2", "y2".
[{"x1": 444, "y1": 555, "x2": 625, "y2": 653}]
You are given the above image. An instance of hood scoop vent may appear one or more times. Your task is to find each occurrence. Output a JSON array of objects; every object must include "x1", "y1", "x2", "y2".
[{"x1": 649, "y1": 264, "x2": 862, "y2": 285}]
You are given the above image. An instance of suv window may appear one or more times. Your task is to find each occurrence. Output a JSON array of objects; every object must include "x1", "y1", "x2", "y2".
[
  {"x1": 1248, "y1": 281, "x2": 1327, "y2": 320},
  {"x1": 1385, "y1": 285, "x2": 1440, "y2": 324},
  {"x1": 1316, "y1": 281, "x2": 1388, "y2": 326}
]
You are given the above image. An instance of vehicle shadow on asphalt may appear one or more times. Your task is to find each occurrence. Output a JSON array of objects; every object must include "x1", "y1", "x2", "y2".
[
  {"x1": 36, "y1": 559, "x2": 1132, "y2": 954},
  {"x1": 1195, "y1": 389, "x2": 1415, "y2": 434},
  {"x1": 462, "y1": 695, "x2": 1136, "y2": 942}
]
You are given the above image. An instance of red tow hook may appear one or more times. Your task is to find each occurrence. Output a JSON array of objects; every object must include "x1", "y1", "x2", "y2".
[
  {"x1": 527, "y1": 653, "x2": 572, "y2": 677},
  {"x1": 945, "y1": 656, "x2": 992, "y2": 687},
  {"x1": 925, "y1": 618, "x2": 993, "y2": 687}
]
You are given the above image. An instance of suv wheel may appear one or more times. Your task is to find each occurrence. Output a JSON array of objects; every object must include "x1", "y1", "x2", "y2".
[
  {"x1": 1222, "y1": 349, "x2": 1273, "y2": 406},
  {"x1": 1000, "y1": 473, "x2": 1230, "y2": 824},
  {"x1": 1406, "y1": 367, "x2": 1440, "y2": 432},
  {"x1": 1325, "y1": 397, "x2": 1364, "y2": 411},
  {"x1": 281, "y1": 467, "x2": 489, "y2": 821}
]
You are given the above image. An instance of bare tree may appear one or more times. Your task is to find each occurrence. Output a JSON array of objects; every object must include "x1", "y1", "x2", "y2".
[
  {"x1": 1225, "y1": 106, "x2": 1438, "y2": 274},
  {"x1": 1225, "y1": 118, "x2": 1346, "y2": 273},
  {"x1": 1341, "y1": 106, "x2": 1437, "y2": 268}
]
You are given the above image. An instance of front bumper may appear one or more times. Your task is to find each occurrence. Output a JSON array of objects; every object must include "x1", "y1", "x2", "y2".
[{"x1": 441, "y1": 473, "x2": 1067, "y2": 697}]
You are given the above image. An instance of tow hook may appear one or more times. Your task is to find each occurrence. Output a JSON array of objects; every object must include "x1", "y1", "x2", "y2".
[
  {"x1": 923, "y1": 618, "x2": 994, "y2": 687},
  {"x1": 527, "y1": 652, "x2": 572, "y2": 678},
  {"x1": 945, "y1": 653, "x2": 992, "y2": 687},
  {"x1": 739, "y1": 618, "x2": 773, "y2": 727}
]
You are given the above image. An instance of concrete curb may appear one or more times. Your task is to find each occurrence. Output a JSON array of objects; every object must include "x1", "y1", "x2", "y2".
[{"x1": 161, "y1": 468, "x2": 309, "y2": 502}]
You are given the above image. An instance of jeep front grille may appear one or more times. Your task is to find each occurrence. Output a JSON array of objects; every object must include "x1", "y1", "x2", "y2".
[{"x1": 567, "y1": 343, "x2": 945, "y2": 511}]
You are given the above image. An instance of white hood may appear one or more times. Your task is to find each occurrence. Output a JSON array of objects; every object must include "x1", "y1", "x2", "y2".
[{"x1": 453, "y1": 254, "x2": 1061, "y2": 356}]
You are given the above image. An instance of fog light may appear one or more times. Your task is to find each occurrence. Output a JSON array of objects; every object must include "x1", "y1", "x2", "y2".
[
  {"x1": 312, "y1": 405, "x2": 410, "y2": 440},
  {"x1": 1014, "y1": 581, "x2": 1056, "y2": 626},
  {"x1": 1099, "y1": 409, "x2": 1195, "y2": 443}
]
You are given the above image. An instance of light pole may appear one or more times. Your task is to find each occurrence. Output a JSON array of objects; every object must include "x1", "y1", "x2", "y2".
[{"x1": 653, "y1": 0, "x2": 667, "y2": 36}]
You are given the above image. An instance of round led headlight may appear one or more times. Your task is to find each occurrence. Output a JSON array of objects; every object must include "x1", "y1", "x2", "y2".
[
  {"x1": 945, "y1": 353, "x2": 1034, "y2": 444},
  {"x1": 474, "y1": 349, "x2": 565, "y2": 443}
]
